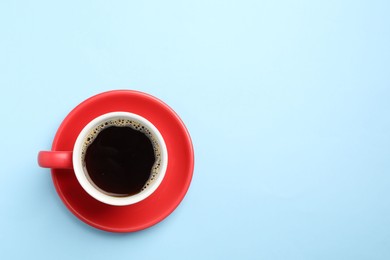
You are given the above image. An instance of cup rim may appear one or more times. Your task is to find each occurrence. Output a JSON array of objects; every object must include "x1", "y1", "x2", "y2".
[{"x1": 72, "y1": 111, "x2": 168, "y2": 206}]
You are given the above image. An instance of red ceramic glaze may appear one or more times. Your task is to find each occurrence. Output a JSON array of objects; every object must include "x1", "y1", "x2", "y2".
[
  {"x1": 46, "y1": 90, "x2": 194, "y2": 232},
  {"x1": 38, "y1": 151, "x2": 73, "y2": 169}
]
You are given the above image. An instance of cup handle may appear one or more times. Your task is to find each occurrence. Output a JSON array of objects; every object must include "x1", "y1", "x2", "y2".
[{"x1": 38, "y1": 151, "x2": 73, "y2": 169}]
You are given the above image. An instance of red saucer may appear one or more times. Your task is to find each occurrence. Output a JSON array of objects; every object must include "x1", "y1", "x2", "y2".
[{"x1": 50, "y1": 90, "x2": 194, "y2": 232}]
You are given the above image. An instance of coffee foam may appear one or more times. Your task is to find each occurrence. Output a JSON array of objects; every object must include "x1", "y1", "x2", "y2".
[{"x1": 81, "y1": 118, "x2": 162, "y2": 193}]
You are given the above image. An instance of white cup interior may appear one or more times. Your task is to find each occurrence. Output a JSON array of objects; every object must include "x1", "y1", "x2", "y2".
[{"x1": 72, "y1": 112, "x2": 168, "y2": 206}]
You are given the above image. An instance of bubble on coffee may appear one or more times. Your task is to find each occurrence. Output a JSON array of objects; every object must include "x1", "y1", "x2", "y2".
[{"x1": 81, "y1": 118, "x2": 162, "y2": 196}]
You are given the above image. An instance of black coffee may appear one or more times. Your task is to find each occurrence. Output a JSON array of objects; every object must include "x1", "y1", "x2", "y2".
[{"x1": 83, "y1": 123, "x2": 157, "y2": 197}]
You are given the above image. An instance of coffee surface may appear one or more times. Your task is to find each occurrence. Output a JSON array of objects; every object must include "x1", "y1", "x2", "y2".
[{"x1": 84, "y1": 126, "x2": 156, "y2": 196}]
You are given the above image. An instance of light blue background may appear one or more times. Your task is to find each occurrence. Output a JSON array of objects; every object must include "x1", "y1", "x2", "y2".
[{"x1": 1, "y1": 0, "x2": 389, "y2": 259}]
